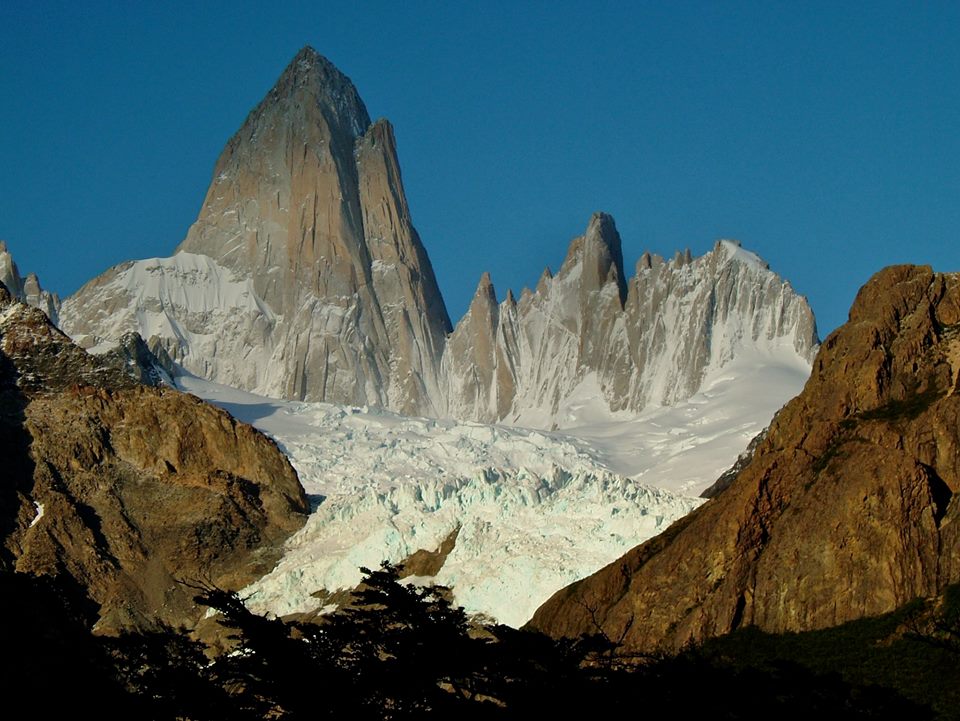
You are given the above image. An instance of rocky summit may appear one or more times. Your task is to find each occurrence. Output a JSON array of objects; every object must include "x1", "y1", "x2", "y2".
[
  {"x1": 529, "y1": 264, "x2": 960, "y2": 652},
  {"x1": 0, "y1": 283, "x2": 309, "y2": 633},
  {"x1": 62, "y1": 47, "x2": 451, "y2": 416},
  {"x1": 0, "y1": 241, "x2": 60, "y2": 324}
]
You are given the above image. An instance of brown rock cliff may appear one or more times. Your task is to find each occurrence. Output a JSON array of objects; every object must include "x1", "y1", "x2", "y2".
[
  {"x1": 0, "y1": 286, "x2": 308, "y2": 632},
  {"x1": 529, "y1": 265, "x2": 960, "y2": 652}
]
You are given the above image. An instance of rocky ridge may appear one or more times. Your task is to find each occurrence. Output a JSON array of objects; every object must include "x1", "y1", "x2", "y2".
[
  {"x1": 0, "y1": 241, "x2": 60, "y2": 324},
  {"x1": 528, "y1": 265, "x2": 960, "y2": 651},
  {"x1": 0, "y1": 283, "x2": 309, "y2": 632},
  {"x1": 443, "y1": 214, "x2": 818, "y2": 425}
]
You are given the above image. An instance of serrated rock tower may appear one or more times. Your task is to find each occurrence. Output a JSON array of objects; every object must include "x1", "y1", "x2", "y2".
[
  {"x1": 0, "y1": 241, "x2": 60, "y2": 324},
  {"x1": 441, "y1": 215, "x2": 818, "y2": 425}
]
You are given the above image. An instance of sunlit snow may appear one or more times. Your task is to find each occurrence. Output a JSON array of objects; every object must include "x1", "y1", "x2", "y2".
[{"x1": 29, "y1": 501, "x2": 44, "y2": 528}]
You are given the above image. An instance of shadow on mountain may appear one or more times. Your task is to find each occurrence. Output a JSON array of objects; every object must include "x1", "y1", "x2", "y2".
[
  {"x1": 0, "y1": 345, "x2": 34, "y2": 570},
  {"x1": 214, "y1": 399, "x2": 285, "y2": 426}
]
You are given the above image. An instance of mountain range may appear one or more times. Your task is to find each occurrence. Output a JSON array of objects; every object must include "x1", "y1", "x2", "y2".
[
  {"x1": 7, "y1": 45, "x2": 953, "y2": 676},
  {"x1": 57, "y1": 47, "x2": 817, "y2": 431}
]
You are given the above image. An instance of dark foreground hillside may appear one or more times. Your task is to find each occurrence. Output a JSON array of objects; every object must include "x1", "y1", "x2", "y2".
[
  {"x1": 5, "y1": 565, "x2": 952, "y2": 720},
  {"x1": 698, "y1": 585, "x2": 960, "y2": 720}
]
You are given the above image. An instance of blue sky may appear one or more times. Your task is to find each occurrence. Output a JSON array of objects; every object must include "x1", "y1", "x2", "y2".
[{"x1": 2, "y1": 1, "x2": 958, "y2": 335}]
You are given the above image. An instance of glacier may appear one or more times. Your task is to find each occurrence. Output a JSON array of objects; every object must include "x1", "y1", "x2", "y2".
[{"x1": 176, "y1": 344, "x2": 807, "y2": 626}]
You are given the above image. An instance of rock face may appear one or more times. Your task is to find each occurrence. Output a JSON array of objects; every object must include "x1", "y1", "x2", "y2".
[
  {"x1": 0, "y1": 285, "x2": 309, "y2": 632},
  {"x1": 528, "y1": 265, "x2": 960, "y2": 651},
  {"x1": 442, "y1": 215, "x2": 818, "y2": 426},
  {"x1": 0, "y1": 241, "x2": 60, "y2": 324},
  {"x1": 61, "y1": 47, "x2": 451, "y2": 415}
]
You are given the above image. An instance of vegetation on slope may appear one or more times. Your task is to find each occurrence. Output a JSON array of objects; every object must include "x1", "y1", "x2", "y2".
[{"x1": 6, "y1": 565, "x2": 955, "y2": 719}]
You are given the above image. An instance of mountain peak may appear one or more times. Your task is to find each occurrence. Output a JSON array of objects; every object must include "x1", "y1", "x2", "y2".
[
  {"x1": 73, "y1": 49, "x2": 449, "y2": 415},
  {"x1": 259, "y1": 46, "x2": 371, "y2": 139},
  {"x1": 578, "y1": 212, "x2": 627, "y2": 305},
  {"x1": 293, "y1": 44, "x2": 322, "y2": 61},
  {"x1": 473, "y1": 272, "x2": 497, "y2": 306},
  {"x1": 281, "y1": 45, "x2": 347, "y2": 83},
  {"x1": 586, "y1": 210, "x2": 615, "y2": 233},
  {"x1": 177, "y1": 47, "x2": 373, "y2": 277},
  {"x1": 0, "y1": 240, "x2": 60, "y2": 323}
]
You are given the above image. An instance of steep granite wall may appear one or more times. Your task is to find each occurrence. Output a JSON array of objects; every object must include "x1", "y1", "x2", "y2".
[{"x1": 62, "y1": 47, "x2": 451, "y2": 415}]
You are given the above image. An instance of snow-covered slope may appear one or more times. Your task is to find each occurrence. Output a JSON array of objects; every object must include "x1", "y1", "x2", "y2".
[
  {"x1": 60, "y1": 253, "x2": 277, "y2": 390},
  {"x1": 559, "y1": 346, "x2": 811, "y2": 495},
  {"x1": 175, "y1": 364, "x2": 811, "y2": 627}
]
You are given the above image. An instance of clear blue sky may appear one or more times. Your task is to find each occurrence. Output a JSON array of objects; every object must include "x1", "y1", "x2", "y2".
[{"x1": 2, "y1": 1, "x2": 958, "y2": 335}]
